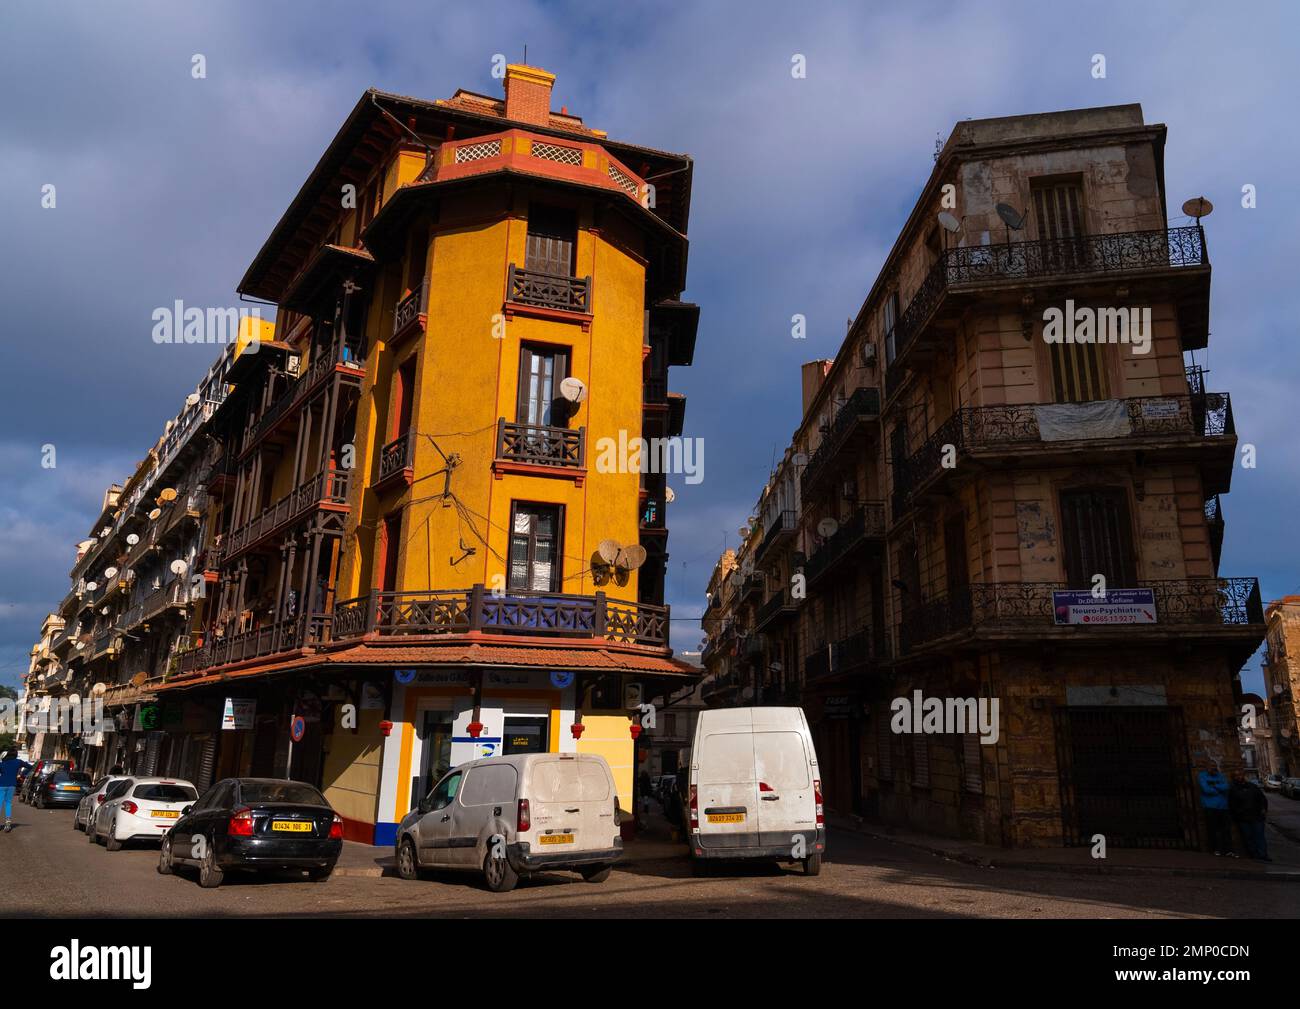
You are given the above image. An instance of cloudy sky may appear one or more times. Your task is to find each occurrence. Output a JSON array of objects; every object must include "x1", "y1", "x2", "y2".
[{"x1": 2, "y1": 1, "x2": 1297, "y2": 691}]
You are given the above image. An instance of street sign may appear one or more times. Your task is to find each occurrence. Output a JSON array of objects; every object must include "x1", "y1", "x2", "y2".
[
  {"x1": 1052, "y1": 589, "x2": 1157, "y2": 625},
  {"x1": 290, "y1": 715, "x2": 306, "y2": 743},
  {"x1": 550, "y1": 670, "x2": 574, "y2": 689}
]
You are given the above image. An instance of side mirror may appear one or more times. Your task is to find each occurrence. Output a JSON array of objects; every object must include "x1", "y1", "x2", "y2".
[
  {"x1": 181, "y1": 805, "x2": 193, "y2": 816},
  {"x1": 417, "y1": 799, "x2": 430, "y2": 815}
]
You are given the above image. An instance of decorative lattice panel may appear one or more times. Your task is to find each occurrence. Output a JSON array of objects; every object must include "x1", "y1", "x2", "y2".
[
  {"x1": 454, "y1": 139, "x2": 502, "y2": 163},
  {"x1": 607, "y1": 164, "x2": 640, "y2": 196},
  {"x1": 532, "y1": 142, "x2": 583, "y2": 166}
]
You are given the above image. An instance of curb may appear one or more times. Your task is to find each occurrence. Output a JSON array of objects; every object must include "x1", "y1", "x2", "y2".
[{"x1": 845, "y1": 823, "x2": 1300, "y2": 883}]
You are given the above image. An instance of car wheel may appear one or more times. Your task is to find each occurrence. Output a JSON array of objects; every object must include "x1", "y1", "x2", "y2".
[
  {"x1": 33, "y1": 792, "x2": 43, "y2": 810},
  {"x1": 157, "y1": 836, "x2": 174, "y2": 875},
  {"x1": 89, "y1": 819, "x2": 100, "y2": 844},
  {"x1": 73, "y1": 811, "x2": 82, "y2": 831},
  {"x1": 579, "y1": 864, "x2": 612, "y2": 883},
  {"x1": 802, "y1": 854, "x2": 822, "y2": 877},
  {"x1": 397, "y1": 837, "x2": 420, "y2": 881},
  {"x1": 198, "y1": 840, "x2": 223, "y2": 888},
  {"x1": 483, "y1": 849, "x2": 519, "y2": 893},
  {"x1": 105, "y1": 818, "x2": 123, "y2": 851},
  {"x1": 308, "y1": 864, "x2": 333, "y2": 883}
]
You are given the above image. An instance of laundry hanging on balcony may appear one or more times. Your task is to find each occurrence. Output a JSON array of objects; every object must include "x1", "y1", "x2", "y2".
[{"x1": 1033, "y1": 399, "x2": 1130, "y2": 441}]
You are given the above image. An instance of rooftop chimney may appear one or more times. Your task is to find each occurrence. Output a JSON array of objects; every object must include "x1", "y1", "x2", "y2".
[
  {"x1": 504, "y1": 64, "x2": 556, "y2": 126},
  {"x1": 801, "y1": 360, "x2": 833, "y2": 416}
]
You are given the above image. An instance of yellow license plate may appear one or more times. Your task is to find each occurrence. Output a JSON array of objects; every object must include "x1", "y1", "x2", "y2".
[
  {"x1": 707, "y1": 813, "x2": 745, "y2": 824},
  {"x1": 272, "y1": 820, "x2": 312, "y2": 833},
  {"x1": 151, "y1": 810, "x2": 179, "y2": 819},
  {"x1": 538, "y1": 833, "x2": 574, "y2": 845}
]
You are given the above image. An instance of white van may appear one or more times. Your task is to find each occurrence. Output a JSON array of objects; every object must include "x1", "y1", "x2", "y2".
[
  {"x1": 394, "y1": 752, "x2": 622, "y2": 892},
  {"x1": 688, "y1": 706, "x2": 824, "y2": 874}
]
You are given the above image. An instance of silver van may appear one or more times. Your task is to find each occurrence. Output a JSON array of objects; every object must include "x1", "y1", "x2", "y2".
[{"x1": 394, "y1": 752, "x2": 623, "y2": 892}]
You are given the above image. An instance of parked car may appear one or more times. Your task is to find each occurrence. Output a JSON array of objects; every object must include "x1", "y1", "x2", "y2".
[
  {"x1": 1264, "y1": 774, "x2": 1284, "y2": 791},
  {"x1": 77, "y1": 776, "x2": 130, "y2": 831},
  {"x1": 687, "y1": 706, "x2": 824, "y2": 876},
  {"x1": 1282, "y1": 778, "x2": 1300, "y2": 799},
  {"x1": 159, "y1": 778, "x2": 342, "y2": 887},
  {"x1": 90, "y1": 777, "x2": 199, "y2": 850},
  {"x1": 73, "y1": 775, "x2": 131, "y2": 831},
  {"x1": 394, "y1": 753, "x2": 623, "y2": 893},
  {"x1": 32, "y1": 769, "x2": 92, "y2": 809},
  {"x1": 21, "y1": 759, "x2": 72, "y2": 803}
]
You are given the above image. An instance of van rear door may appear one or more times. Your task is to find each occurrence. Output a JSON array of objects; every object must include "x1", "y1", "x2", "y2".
[
  {"x1": 529, "y1": 756, "x2": 615, "y2": 853},
  {"x1": 753, "y1": 728, "x2": 816, "y2": 845},
  {"x1": 695, "y1": 711, "x2": 758, "y2": 847}
]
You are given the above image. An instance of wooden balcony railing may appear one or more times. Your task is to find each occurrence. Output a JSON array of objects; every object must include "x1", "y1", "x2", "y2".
[
  {"x1": 507, "y1": 264, "x2": 591, "y2": 314},
  {"x1": 392, "y1": 279, "x2": 429, "y2": 342},
  {"x1": 899, "y1": 577, "x2": 1264, "y2": 653},
  {"x1": 886, "y1": 226, "x2": 1208, "y2": 394},
  {"x1": 242, "y1": 337, "x2": 364, "y2": 455},
  {"x1": 331, "y1": 586, "x2": 669, "y2": 648},
  {"x1": 496, "y1": 420, "x2": 585, "y2": 469},
  {"x1": 214, "y1": 467, "x2": 352, "y2": 565}
]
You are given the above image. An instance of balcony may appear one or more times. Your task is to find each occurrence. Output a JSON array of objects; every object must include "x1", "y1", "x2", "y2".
[
  {"x1": 241, "y1": 337, "x2": 365, "y2": 457},
  {"x1": 755, "y1": 587, "x2": 797, "y2": 631},
  {"x1": 805, "y1": 502, "x2": 886, "y2": 586},
  {"x1": 330, "y1": 586, "x2": 669, "y2": 649},
  {"x1": 737, "y1": 574, "x2": 765, "y2": 602},
  {"x1": 885, "y1": 226, "x2": 1210, "y2": 396},
  {"x1": 801, "y1": 387, "x2": 882, "y2": 497},
  {"x1": 893, "y1": 392, "x2": 1236, "y2": 517},
  {"x1": 804, "y1": 627, "x2": 889, "y2": 683},
  {"x1": 376, "y1": 430, "x2": 415, "y2": 491},
  {"x1": 391, "y1": 279, "x2": 429, "y2": 347},
  {"x1": 177, "y1": 613, "x2": 331, "y2": 676},
  {"x1": 493, "y1": 420, "x2": 586, "y2": 483},
  {"x1": 898, "y1": 578, "x2": 1264, "y2": 658},
  {"x1": 644, "y1": 376, "x2": 668, "y2": 405},
  {"x1": 214, "y1": 467, "x2": 352, "y2": 566},
  {"x1": 755, "y1": 509, "x2": 796, "y2": 563},
  {"x1": 504, "y1": 264, "x2": 592, "y2": 327}
]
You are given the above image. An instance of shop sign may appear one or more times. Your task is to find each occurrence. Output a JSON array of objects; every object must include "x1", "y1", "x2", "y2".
[
  {"x1": 1052, "y1": 588, "x2": 1157, "y2": 625},
  {"x1": 222, "y1": 697, "x2": 256, "y2": 731}
]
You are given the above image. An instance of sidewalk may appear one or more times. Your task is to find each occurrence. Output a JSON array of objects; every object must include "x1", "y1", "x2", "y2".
[
  {"x1": 831, "y1": 812, "x2": 1300, "y2": 882},
  {"x1": 333, "y1": 808, "x2": 688, "y2": 878}
]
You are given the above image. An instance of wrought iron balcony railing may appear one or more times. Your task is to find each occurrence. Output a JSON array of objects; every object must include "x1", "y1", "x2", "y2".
[
  {"x1": 805, "y1": 502, "x2": 887, "y2": 586},
  {"x1": 755, "y1": 587, "x2": 797, "y2": 630},
  {"x1": 495, "y1": 420, "x2": 585, "y2": 469},
  {"x1": 899, "y1": 577, "x2": 1264, "y2": 653},
  {"x1": 801, "y1": 387, "x2": 881, "y2": 495},
  {"x1": 330, "y1": 586, "x2": 669, "y2": 648},
  {"x1": 885, "y1": 226, "x2": 1208, "y2": 394},
  {"x1": 507, "y1": 264, "x2": 591, "y2": 314},
  {"x1": 804, "y1": 626, "x2": 890, "y2": 682},
  {"x1": 214, "y1": 467, "x2": 352, "y2": 565},
  {"x1": 755, "y1": 509, "x2": 796, "y2": 562},
  {"x1": 378, "y1": 430, "x2": 415, "y2": 486},
  {"x1": 893, "y1": 392, "x2": 1234, "y2": 507}
]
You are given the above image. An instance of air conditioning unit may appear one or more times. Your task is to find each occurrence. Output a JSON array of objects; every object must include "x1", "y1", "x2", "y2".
[
  {"x1": 861, "y1": 342, "x2": 878, "y2": 367},
  {"x1": 623, "y1": 682, "x2": 644, "y2": 708},
  {"x1": 286, "y1": 354, "x2": 302, "y2": 377}
]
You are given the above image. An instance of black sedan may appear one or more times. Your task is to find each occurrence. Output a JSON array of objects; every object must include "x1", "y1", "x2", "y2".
[
  {"x1": 34, "y1": 770, "x2": 92, "y2": 808},
  {"x1": 159, "y1": 777, "x2": 343, "y2": 887}
]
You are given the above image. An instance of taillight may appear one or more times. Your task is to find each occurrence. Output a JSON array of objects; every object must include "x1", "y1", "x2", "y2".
[
  {"x1": 121, "y1": 800, "x2": 138, "y2": 815},
  {"x1": 96, "y1": 794, "x2": 106, "y2": 804},
  {"x1": 813, "y1": 779, "x2": 824, "y2": 826},
  {"x1": 689, "y1": 784, "x2": 698, "y2": 829},
  {"x1": 517, "y1": 798, "x2": 531, "y2": 833},
  {"x1": 228, "y1": 806, "x2": 255, "y2": 837},
  {"x1": 328, "y1": 814, "x2": 343, "y2": 840},
  {"x1": 613, "y1": 795, "x2": 621, "y2": 826}
]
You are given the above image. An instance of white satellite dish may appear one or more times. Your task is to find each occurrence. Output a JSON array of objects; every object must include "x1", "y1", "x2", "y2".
[
  {"x1": 92, "y1": 682, "x2": 107, "y2": 697},
  {"x1": 665, "y1": 486, "x2": 676, "y2": 503},
  {"x1": 616, "y1": 544, "x2": 647, "y2": 571},
  {"x1": 597, "y1": 539, "x2": 621, "y2": 565},
  {"x1": 937, "y1": 211, "x2": 961, "y2": 233},
  {"x1": 185, "y1": 392, "x2": 201, "y2": 407},
  {"x1": 126, "y1": 533, "x2": 139, "y2": 546},
  {"x1": 100, "y1": 607, "x2": 109, "y2": 616},
  {"x1": 149, "y1": 508, "x2": 162, "y2": 520},
  {"x1": 100, "y1": 526, "x2": 112, "y2": 537},
  {"x1": 85, "y1": 581, "x2": 99, "y2": 592},
  {"x1": 68, "y1": 693, "x2": 80, "y2": 706},
  {"x1": 559, "y1": 377, "x2": 588, "y2": 403},
  {"x1": 170, "y1": 559, "x2": 189, "y2": 576},
  {"x1": 817, "y1": 517, "x2": 840, "y2": 538},
  {"x1": 738, "y1": 527, "x2": 750, "y2": 538},
  {"x1": 104, "y1": 567, "x2": 119, "y2": 579},
  {"x1": 1182, "y1": 196, "x2": 1214, "y2": 222}
]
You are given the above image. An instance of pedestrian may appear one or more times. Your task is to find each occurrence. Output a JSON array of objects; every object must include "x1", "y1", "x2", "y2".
[
  {"x1": 1197, "y1": 760, "x2": 1234, "y2": 856},
  {"x1": 0, "y1": 749, "x2": 32, "y2": 833},
  {"x1": 1229, "y1": 770, "x2": 1271, "y2": 861}
]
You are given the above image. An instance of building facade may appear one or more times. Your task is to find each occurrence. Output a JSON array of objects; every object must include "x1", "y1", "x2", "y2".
[
  {"x1": 703, "y1": 104, "x2": 1264, "y2": 849},
  {"x1": 1262, "y1": 596, "x2": 1300, "y2": 777},
  {"x1": 135, "y1": 65, "x2": 700, "y2": 845}
]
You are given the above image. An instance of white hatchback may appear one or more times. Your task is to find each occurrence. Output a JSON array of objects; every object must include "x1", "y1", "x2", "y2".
[
  {"x1": 90, "y1": 777, "x2": 200, "y2": 851},
  {"x1": 74, "y1": 775, "x2": 130, "y2": 832}
]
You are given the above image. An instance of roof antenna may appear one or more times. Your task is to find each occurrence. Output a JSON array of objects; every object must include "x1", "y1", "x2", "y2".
[{"x1": 523, "y1": 44, "x2": 528, "y2": 64}]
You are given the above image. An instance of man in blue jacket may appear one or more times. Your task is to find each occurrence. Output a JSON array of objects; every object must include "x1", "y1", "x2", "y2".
[
  {"x1": 1197, "y1": 760, "x2": 1234, "y2": 856},
  {"x1": 0, "y1": 750, "x2": 33, "y2": 833}
]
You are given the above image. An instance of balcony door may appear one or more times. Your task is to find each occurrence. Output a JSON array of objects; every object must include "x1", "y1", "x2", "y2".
[
  {"x1": 380, "y1": 511, "x2": 403, "y2": 593},
  {"x1": 508, "y1": 502, "x2": 562, "y2": 593},
  {"x1": 1033, "y1": 178, "x2": 1087, "y2": 272},
  {"x1": 1059, "y1": 488, "x2": 1137, "y2": 590},
  {"x1": 517, "y1": 344, "x2": 569, "y2": 428},
  {"x1": 525, "y1": 204, "x2": 576, "y2": 277}
]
